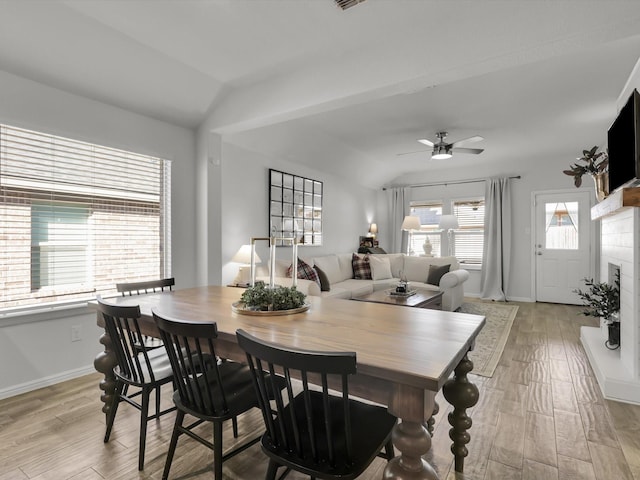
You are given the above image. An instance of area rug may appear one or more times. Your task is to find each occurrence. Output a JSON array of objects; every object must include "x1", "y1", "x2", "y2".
[{"x1": 458, "y1": 301, "x2": 519, "y2": 377}]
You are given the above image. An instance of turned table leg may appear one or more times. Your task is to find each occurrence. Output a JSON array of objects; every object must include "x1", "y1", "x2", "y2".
[
  {"x1": 442, "y1": 352, "x2": 479, "y2": 473},
  {"x1": 93, "y1": 322, "x2": 117, "y2": 420},
  {"x1": 426, "y1": 400, "x2": 439, "y2": 437},
  {"x1": 384, "y1": 385, "x2": 439, "y2": 480}
]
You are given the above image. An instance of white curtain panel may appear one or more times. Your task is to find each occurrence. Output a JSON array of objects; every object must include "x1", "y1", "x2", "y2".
[
  {"x1": 387, "y1": 187, "x2": 409, "y2": 254},
  {"x1": 480, "y1": 177, "x2": 512, "y2": 301}
]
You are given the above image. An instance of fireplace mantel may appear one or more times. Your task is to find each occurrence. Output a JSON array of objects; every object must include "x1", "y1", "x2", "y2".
[{"x1": 591, "y1": 186, "x2": 640, "y2": 220}]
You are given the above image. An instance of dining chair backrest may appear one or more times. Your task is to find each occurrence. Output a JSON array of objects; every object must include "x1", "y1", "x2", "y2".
[
  {"x1": 152, "y1": 311, "x2": 232, "y2": 418},
  {"x1": 97, "y1": 297, "x2": 158, "y2": 385},
  {"x1": 236, "y1": 328, "x2": 360, "y2": 473},
  {"x1": 117, "y1": 277, "x2": 175, "y2": 296}
]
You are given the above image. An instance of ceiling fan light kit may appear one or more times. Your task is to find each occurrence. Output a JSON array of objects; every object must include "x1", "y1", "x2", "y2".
[
  {"x1": 407, "y1": 131, "x2": 484, "y2": 159},
  {"x1": 431, "y1": 145, "x2": 452, "y2": 160}
]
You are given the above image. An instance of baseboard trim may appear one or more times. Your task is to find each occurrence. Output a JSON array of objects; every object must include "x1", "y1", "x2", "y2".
[{"x1": 0, "y1": 365, "x2": 96, "y2": 400}]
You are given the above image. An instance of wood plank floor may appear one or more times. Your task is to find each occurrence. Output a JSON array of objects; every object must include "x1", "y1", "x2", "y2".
[{"x1": 2, "y1": 301, "x2": 640, "y2": 479}]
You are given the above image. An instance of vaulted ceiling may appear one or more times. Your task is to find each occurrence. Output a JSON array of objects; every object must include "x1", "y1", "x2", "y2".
[{"x1": 2, "y1": 1, "x2": 640, "y2": 188}]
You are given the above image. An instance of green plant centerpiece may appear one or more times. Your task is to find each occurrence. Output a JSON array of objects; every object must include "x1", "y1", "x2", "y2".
[{"x1": 235, "y1": 281, "x2": 308, "y2": 315}]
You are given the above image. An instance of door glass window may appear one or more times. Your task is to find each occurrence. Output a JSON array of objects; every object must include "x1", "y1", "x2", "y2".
[{"x1": 545, "y1": 202, "x2": 578, "y2": 250}]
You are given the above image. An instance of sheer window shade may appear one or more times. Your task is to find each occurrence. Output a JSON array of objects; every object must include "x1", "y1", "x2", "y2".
[{"x1": 0, "y1": 124, "x2": 171, "y2": 310}]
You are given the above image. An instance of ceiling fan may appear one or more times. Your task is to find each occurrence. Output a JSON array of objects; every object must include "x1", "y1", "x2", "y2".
[{"x1": 399, "y1": 132, "x2": 484, "y2": 159}]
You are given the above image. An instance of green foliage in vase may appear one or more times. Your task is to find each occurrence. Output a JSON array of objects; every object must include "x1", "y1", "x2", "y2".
[
  {"x1": 240, "y1": 281, "x2": 307, "y2": 311},
  {"x1": 563, "y1": 145, "x2": 608, "y2": 188},
  {"x1": 573, "y1": 271, "x2": 620, "y2": 322}
]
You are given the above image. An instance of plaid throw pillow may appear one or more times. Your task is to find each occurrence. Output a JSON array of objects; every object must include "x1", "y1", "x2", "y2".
[
  {"x1": 352, "y1": 253, "x2": 372, "y2": 280},
  {"x1": 286, "y1": 257, "x2": 321, "y2": 287}
]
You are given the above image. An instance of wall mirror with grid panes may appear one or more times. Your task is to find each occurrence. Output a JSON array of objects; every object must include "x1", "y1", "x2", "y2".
[{"x1": 269, "y1": 169, "x2": 323, "y2": 246}]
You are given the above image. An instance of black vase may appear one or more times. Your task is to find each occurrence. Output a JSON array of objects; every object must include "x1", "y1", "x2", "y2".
[{"x1": 606, "y1": 322, "x2": 620, "y2": 350}]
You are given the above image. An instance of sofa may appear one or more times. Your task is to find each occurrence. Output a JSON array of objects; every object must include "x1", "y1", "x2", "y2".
[{"x1": 257, "y1": 253, "x2": 469, "y2": 311}]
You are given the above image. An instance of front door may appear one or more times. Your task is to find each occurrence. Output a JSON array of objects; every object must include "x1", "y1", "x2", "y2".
[{"x1": 534, "y1": 190, "x2": 593, "y2": 304}]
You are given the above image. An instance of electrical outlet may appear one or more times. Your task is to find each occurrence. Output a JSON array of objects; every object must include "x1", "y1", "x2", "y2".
[{"x1": 71, "y1": 325, "x2": 82, "y2": 342}]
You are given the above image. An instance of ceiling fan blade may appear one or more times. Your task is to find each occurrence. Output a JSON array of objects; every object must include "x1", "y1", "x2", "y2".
[
  {"x1": 396, "y1": 149, "x2": 431, "y2": 156},
  {"x1": 451, "y1": 135, "x2": 484, "y2": 147},
  {"x1": 417, "y1": 138, "x2": 434, "y2": 147},
  {"x1": 454, "y1": 147, "x2": 484, "y2": 155}
]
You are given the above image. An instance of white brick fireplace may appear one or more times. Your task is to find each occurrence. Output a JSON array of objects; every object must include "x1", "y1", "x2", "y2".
[{"x1": 581, "y1": 207, "x2": 640, "y2": 404}]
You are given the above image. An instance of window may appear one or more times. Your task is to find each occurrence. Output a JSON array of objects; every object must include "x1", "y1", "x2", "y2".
[
  {"x1": 409, "y1": 198, "x2": 485, "y2": 265},
  {"x1": 545, "y1": 201, "x2": 578, "y2": 250},
  {"x1": 453, "y1": 199, "x2": 485, "y2": 265},
  {"x1": 409, "y1": 203, "x2": 443, "y2": 256},
  {"x1": 0, "y1": 124, "x2": 171, "y2": 311}
]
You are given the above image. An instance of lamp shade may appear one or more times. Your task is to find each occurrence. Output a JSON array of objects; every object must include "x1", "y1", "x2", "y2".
[
  {"x1": 438, "y1": 215, "x2": 459, "y2": 230},
  {"x1": 369, "y1": 223, "x2": 378, "y2": 235},
  {"x1": 231, "y1": 244, "x2": 261, "y2": 264},
  {"x1": 401, "y1": 216, "x2": 421, "y2": 231}
]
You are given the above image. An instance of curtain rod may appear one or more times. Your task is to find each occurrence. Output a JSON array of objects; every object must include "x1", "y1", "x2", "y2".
[{"x1": 382, "y1": 175, "x2": 521, "y2": 190}]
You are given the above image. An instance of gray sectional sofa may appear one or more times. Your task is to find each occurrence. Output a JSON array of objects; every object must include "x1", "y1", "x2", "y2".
[{"x1": 257, "y1": 253, "x2": 469, "y2": 311}]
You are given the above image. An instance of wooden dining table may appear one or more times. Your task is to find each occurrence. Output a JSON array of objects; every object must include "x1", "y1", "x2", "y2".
[{"x1": 92, "y1": 286, "x2": 485, "y2": 480}]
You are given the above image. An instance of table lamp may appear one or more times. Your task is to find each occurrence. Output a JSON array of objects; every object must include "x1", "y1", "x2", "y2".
[
  {"x1": 438, "y1": 215, "x2": 459, "y2": 256},
  {"x1": 232, "y1": 245, "x2": 262, "y2": 286}
]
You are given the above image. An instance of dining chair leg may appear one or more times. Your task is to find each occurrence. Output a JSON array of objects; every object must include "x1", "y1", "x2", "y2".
[
  {"x1": 138, "y1": 387, "x2": 150, "y2": 471},
  {"x1": 162, "y1": 409, "x2": 184, "y2": 480},
  {"x1": 232, "y1": 416, "x2": 238, "y2": 438},
  {"x1": 265, "y1": 460, "x2": 278, "y2": 480},
  {"x1": 104, "y1": 381, "x2": 122, "y2": 442},
  {"x1": 155, "y1": 385, "x2": 161, "y2": 418},
  {"x1": 384, "y1": 439, "x2": 395, "y2": 459},
  {"x1": 213, "y1": 420, "x2": 223, "y2": 480}
]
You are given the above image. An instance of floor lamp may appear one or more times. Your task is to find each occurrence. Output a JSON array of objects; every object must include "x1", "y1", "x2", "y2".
[
  {"x1": 401, "y1": 215, "x2": 421, "y2": 256},
  {"x1": 438, "y1": 215, "x2": 459, "y2": 257}
]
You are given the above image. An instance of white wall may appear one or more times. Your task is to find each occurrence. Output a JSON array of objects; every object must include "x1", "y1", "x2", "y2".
[
  {"x1": 218, "y1": 142, "x2": 377, "y2": 285},
  {"x1": 0, "y1": 69, "x2": 197, "y2": 398}
]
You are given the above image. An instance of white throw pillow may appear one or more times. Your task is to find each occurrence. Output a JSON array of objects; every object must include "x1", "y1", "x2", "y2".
[
  {"x1": 313, "y1": 255, "x2": 342, "y2": 285},
  {"x1": 386, "y1": 254, "x2": 405, "y2": 278},
  {"x1": 402, "y1": 256, "x2": 430, "y2": 282},
  {"x1": 369, "y1": 255, "x2": 392, "y2": 280}
]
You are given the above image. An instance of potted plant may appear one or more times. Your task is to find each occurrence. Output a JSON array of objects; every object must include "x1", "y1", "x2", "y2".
[
  {"x1": 563, "y1": 146, "x2": 609, "y2": 201},
  {"x1": 574, "y1": 272, "x2": 620, "y2": 349},
  {"x1": 238, "y1": 281, "x2": 307, "y2": 312}
]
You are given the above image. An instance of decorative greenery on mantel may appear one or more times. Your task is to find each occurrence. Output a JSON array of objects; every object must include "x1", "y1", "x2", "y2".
[
  {"x1": 563, "y1": 145, "x2": 608, "y2": 188},
  {"x1": 239, "y1": 281, "x2": 307, "y2": 311}
]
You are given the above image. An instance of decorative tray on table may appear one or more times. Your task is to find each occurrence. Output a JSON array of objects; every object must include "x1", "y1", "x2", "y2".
[
  {"x1": 231, "y1": 302, "x2": 311, "y2": 316},
  {"x1": 386, "y1": 289, "x2": 416, "y2": 298}
]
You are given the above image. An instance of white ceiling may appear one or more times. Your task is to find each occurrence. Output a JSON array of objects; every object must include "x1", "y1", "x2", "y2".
[{"x1": 2, "y1": 1, "x2": 640, "y2": 188}]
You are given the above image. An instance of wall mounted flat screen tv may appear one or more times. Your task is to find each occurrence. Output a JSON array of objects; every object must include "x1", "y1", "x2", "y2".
[{"x1": 607, "y1": 88, "x2": 640, "y2": 193}]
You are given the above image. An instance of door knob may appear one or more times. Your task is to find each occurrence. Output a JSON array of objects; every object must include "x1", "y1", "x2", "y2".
[{"x1": 537, "y1": 252, "x2": 542, "y2": 255}]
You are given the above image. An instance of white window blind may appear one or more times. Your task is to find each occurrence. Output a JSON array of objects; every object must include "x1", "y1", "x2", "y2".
[
  {"x1": 0, "y1": 124, "x2": 171, "y2": 311},
  {"x1": 453, "y1": 199, "x2": 484, "y2": 264}
]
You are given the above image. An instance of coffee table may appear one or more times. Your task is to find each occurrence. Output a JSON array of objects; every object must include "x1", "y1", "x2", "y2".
[{"x1": 352, "y1": 288, "x2": 443, "y2": 309}]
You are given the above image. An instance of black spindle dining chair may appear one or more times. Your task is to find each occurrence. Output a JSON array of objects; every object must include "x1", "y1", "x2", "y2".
[
  {"x1": 153, "y1": 311, "x2": 286, "y2": 480},
  {"x1": 236, "y1": 329, "x2": 397, "y2": 480},
  {"x1": 98, "y1": 297, "x2": 176, "y2": 471}
]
